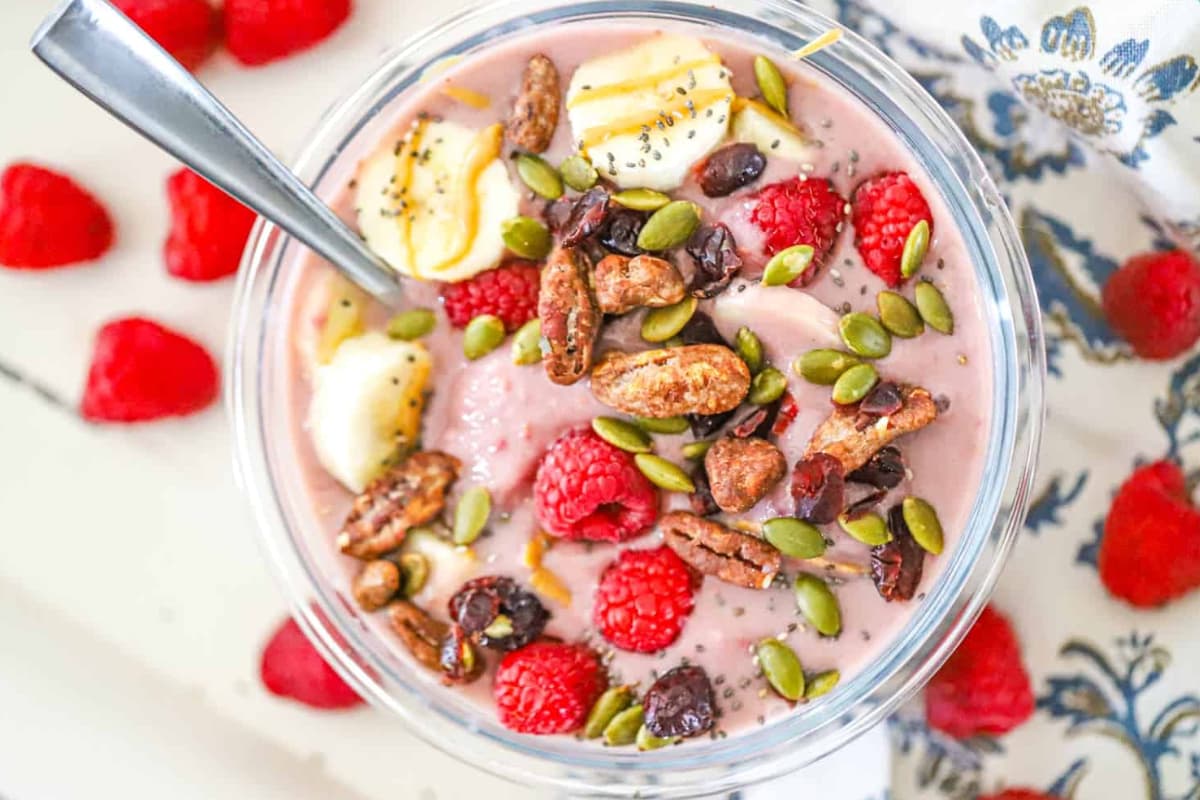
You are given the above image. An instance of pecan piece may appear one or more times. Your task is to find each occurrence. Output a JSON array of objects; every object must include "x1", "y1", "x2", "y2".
[
  {"x1": 338, "y1": 452, "x2": 461, "y2": 559},
  {"x1": 661, "y1": 510, "x2": 781, "y2": 589},
  {"x1": 590, "y1": 344, "x2": 750, "y2": 418},
  {"x1": 388, "y1": 600, "x2": 449, "y2": 673},
  {"x1": 539, "y1": 245, "x2": 601, "y2": 385},
  {"x1": 704, "y1": 436, "x2": 787, "y2": 513},
  {"x1": 352, "y1": 559, "x2": 402, "y2": 611},
  {"x1": 593, "y1": 254, "x2": 686, "y2": 315},
  {"x1": 506, "y1": 54, "x2": 560, "y2": 153},
  {"x1": 804, "y1": 385, "x2": 938, "y2": 474}
]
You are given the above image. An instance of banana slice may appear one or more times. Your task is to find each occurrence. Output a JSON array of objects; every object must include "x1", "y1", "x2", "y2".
[
  {"x1": 309, "y1": 332, "x2": 432, "y2": 493},
  {"x1": 731, "y1": 98, "x2": 821, "y2": 165},
  {"x1": 356, "y1": 120, "x2": 519, "y2": 283},
  {"x1": 567, "y1": 34, "x2": 734, "y2": 191}
]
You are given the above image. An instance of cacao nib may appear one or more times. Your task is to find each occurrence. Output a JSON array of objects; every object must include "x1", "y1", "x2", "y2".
[
  {"x1": 688, "y1": 409, "x2": 736, "y2": 438},
  {"x1": 448, "y1": 576, "x2": 549, "y2": 651},
  {"x1": 643, "y1": 665, "x2": 716, "y2": 738},
  {"x1": 846, "y1": 446, "x2": 906, "y2": 490},
  {"x1": 679, "y1": 311, "x2": 727, "y2": 347},
  {"x1": 697, "y1": 143, "x2": 767, "y2": 197},
  {"x1": 859, "y1": 381, "x2": 903, "y2": 417},
  {"x1": 731, "y1": 397, "x2": 782, "y2": 439},
  {"x1": 599, "y1": 208, "x2": 648, "y2": 256},
  {"x1": 871, "y1": 505, "x2": 925, "y2": 602},
  {"x1": 689, "y1": 463, "x2": 721, "y2": 517},
  {"x1": 791, "y1": 452, "x2": 846, "y2": 525},
  {"x1": 560, "y1": 187, "x2": 610, "y2": 247},
  {"x1": 686, "y1": 223, "x2": 743, "y2": 298},
  {"x1": 772, "y1": 391, "x2": 800, "y2": 436},
  {"x1": 844, "y1": 488, "x2": 888, "y2": 517}
]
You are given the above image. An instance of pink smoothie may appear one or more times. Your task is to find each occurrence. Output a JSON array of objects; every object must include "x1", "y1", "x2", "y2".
[{"x1": 280, "y1": 24, "x2": 992, "y2": 740}]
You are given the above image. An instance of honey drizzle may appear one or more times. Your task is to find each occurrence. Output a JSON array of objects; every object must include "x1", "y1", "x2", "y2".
[
  {"x1": 566, "y1": 55, "x2": 721, "y2": 108},
  {"x1": 578, "y1": 89, "x2": 733, "y2": 151}
]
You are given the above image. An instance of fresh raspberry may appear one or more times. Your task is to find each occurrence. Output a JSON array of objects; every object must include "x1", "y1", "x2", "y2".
[
  {"x1": 924, "y1": 606, "x2": 1034, "y2": 739},
  {"x1": 533, "y1": 428, "x2": 659, "y2": 542},
  {"x1": 595, "y1": 546, "x2": 697, "y2": 653},
  {"x1": 81, "y1": 317, "x2": 220, "y2": 423},
  {"x1": 979, "y1": 791, "x2": 1058, "y2": 800},
  {"x1": 165, "y1": 168, "x2": 257, "y2": 282},
  {"x1": 748, "y1": 177, "x2": 845, "y2": 283},
  {"x1": 851, "y1": 171, "x2": 933, "y2": 287},
  {"x1": 260, "y1": 617, "x2": 363, "y2": 710},
  {"x1": 441, "y1": 260, "x2": 540, "y2": 331},
  {"x1": 0, "y1": 163, "x2": 114, "y2": 269},
  {"x1": 113, "y1": 0, "x2": 221, "y2": 71},
  {"x1": 1102, "y1": 250, "x2": 1200, "y2": 360},
  {"x1": 1099, "y1": 460, "x2": 1200, "y2": 607},
  {"x1": 224, "y1": 0, "x2": 352, "y2": 66},
  {"x1": 493, "y1": 641, "x2": 606, "y2": 734}
]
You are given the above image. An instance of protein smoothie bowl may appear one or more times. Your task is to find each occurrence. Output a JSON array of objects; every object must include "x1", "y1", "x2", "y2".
[{"x1": 231, "y1": 0, "x2": 1042, "y2": 793}]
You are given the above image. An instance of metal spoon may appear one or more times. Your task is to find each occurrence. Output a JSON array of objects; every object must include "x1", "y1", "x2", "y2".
[{"x1": 30, "y1": 0, "x2": 403, "y2": 306}]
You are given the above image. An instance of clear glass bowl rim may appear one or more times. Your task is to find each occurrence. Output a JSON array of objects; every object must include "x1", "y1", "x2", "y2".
[{"x1": 228, "y1": 1, "x2": 1046, "y2": 796}]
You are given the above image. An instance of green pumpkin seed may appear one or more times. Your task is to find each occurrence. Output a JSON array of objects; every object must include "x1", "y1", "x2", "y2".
[
  {"x1": 636, "y1": 725, "x2": 678, "y2": 751},
  {"x1": 663, "y1": 335, "x2": 686, "y2": 348},
  {"x1": 592, "y1": 416, "x2": 653, "y2": 453},
  {"x1": 748, "y1": 366, "x2": 788, "y2": 405},
  {"x1": 515, "y1": 153, "x2": 563, "y2": 200},
  {"x1": 838, "y1": 312, "x2": 892, "y2": 359},
  {"x1": 734, "y1": 327, "x2": 765, "y2": 374},
  {"x1": 501, "y1": 216, "x2": 552, "y2": 260},
  {"x1": 804, "y1": 669, "x2": 840, "y2": 700},
  {"x1": 902, "y1": 496, "x2": 944, "y2": 555},
  {"x1": 634, "y1": 453, "x2": 695, "y2": 493},
  {"x1": 756, "y1": 638, "x2": 805, "y2": 701},
  {"x1": 762, "y1": 244, "x2": 814, "y2": 286},
  {"x1": 794, "y1": 349, "x2": 861, "y2": 385},
  {"x1": 837, "y1": 511, "x2": 891, "y2": 546},
  {"x1": 634, "y1": 415, "x2": 690, "y2": 434},
  {"x1": 452, "y1": 485, "x2": 491, "y2": 545},
  {"x1": 753, "y1": 55, "x2": 789, "y2": 117},
  {"x1": 613, "y1": 188, "x2": 672, "y2": 212},
  {"x1": 398, "y1": 552, "x2": 429, "y2": 597},
  {"x1": 792, "y1": 573, "x2": 842, "y2": 637},
  {"x1": 762, "y1": 517, "x2": 827, "y2": 559},
  {"x1": 604, "y1": 704, "x2": 645, "y2": 746},
  {"x1": 641, "y1": 296, "x2": 698, "y2": 343},
  {"x1": 681, "y1": 439, "x2": 714, "y2": 460},
  {"x1": 877, "y1": 291, "x2": 925, "y2": 339},
  {"x1": 831, "y1": 362, "x2": 878, "y2": 405},
  {"x1": 900, "y1": 219, "x2": 930, "y2": 279},
  {"x1": 914, "y1": 280, "x2": 954, "y2": 334},
  {"x1": 559, "y1": 154, "x2": 597, "y2": 192},
  {"x1": 511, "y1": 318, "x2": 543, "y2": 365},
  {"x1": 483, "y1": 614, "x2": 513, "y2": 639},
  {"x1": 636, "y1": 201, "x2": 701, "y2": 251},
  {"x1": 585, "y1": 686, "x2": 636, "y2": 739},
  {"x1": 387, "y1": 308, "x2": 436, "y2": 341},
  {"x1": 463, "y1": 314, "x2": 506, "y2": 360}
]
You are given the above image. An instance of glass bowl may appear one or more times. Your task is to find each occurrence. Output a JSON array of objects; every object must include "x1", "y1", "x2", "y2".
[{"x1": 229, "y1": 0, "x2": 1045, "y2": 796}]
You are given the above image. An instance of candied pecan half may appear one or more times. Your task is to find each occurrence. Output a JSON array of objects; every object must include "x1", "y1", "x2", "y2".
[
  {"x1": 338, "y1": 452, "x2": 461, "y2": 559},
  {"x1": 805, "y1": 385, "x2": 938, "y2": 474},
  {"x1": 388, "y1": 600, "x2": 449, "y2": 673},
  {"x1": 351, "y1": 559, "x2": 402, "y2": 611},
  {"x1": 661, "y1": 510, "x2": 781, "y2": 589},
  {"x1": 593, "y1": 254, "x2": 686, "y2": 315},
  {"x1": 539, "y1": 245, "x2": 601, "y2": 385},
  {"x1": 590, "y1": 344, "x2": 750, "y2": 418},
  {"x1": 506, "y1": 54, "x2": 560, "y2": 153},
  {"x1": 704, "y1": 436, "x2": 787, "y2": 513},
  {"x1": 871, "y1": 505, "x2": 926, "y2": 602}
]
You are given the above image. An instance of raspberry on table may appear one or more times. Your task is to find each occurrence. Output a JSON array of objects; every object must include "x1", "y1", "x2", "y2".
[
  {"x1": 224, "y1": 0, "x2": 352, "y2": 66},
  {"x1": 493, "y1": 641, "x2": 607, "y2": 734},
  {"x1": 113, "y1": 0, "x2": 221, "y2": 71},
  {"x1": 979, "y1": 791, "x2": 1059, "y2": 800},
  {"x1": 165, "y1": 168, "x2": 258, "y2": 282},
  {"x1": 441, "y1": 260, "x2": 541, "y2": 331},
  {"x1": 851, "y1": 171, "x2": 933, "y2": 287},
  {"x1": 260, "y1": 617, "x2": 363, "y2": 710},
  {"x1": 534, "y1": 428, "x2": 659, "y2": 542},
  {"x1": 0, "y1": 162, "x2": 114, "y2": 269},
  {"x1": 1102, "y1": 250, "x2": 1200, "y2": 360},
  {"x1": 595, "y1": 546, "x2": 697, "y2": 653},
  {"x1": 1099, "y1": 460, "x2": 1200, "y2": 607},
  {"x1": 80, "y1": 317, "x2": 220, "y2": 423},
  {"x1": 924, "y1": 605, "x2": 1034, "y2": 739},
  {"x1": 748, "y1": 176, "x2": 845, "y2": 284}
]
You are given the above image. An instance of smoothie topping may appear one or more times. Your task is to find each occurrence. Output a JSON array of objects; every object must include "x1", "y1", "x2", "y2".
[
  {"x1": 448, "y1": 575, "x2": 550, "y2": 651},
  {"x1": 730, "y1": 97, "x2": 818, "y2": 164},
  {"x1": 593, "y1": 253, "x2": 687, "y2": 315},
  {"x1": 642, "y1": 664, "x2": 716, "y2": 738},
  {"x1": 351, "y1": 559, "x2": 403, "y2": 612},
  {"x1": 871, "y1": 505, "x2": 927, "y2": 602},
  {"x1": 389, "y1": 600, "x2": 470, "y2": 681},
  {"x1": 686, "y1": 222, "x2": 743, "y2": 298},
  {"x1": 660, "y1": 510, "x2": 782, "y2": 590},
  {"x1": 804, "y1": 384, "x2": 938, "y2": 474},
  {"x1": 493, "y1": 641, "x2": 608, "y2": 735},
  {"x1": 695, "y1": 142, "x2": 767, "y2": 198},
  {"x1": 747, "y1": 176, "x2": 846, "y2": 284},
  {"x1": 703, "y1": 436, "x2": 787, "y2": 513},
  {"x1": 791, "y1": 452, "x2": 847, "y2": 525},
  {"x1": 590, "y1": 344, "x2": 751, "y2": 418},
  {"x1": 594, "y1": 545, "x2": 698, "y2": 653},
  {"x1": 850, "y1": 171, "x2": 934, "y2": 288},
  {"x1": 506, "y1": 54, "x2": 561, "y2": 154},
  {"x1": 537, "y1": 245, "x2": 601, "y2": 385}
]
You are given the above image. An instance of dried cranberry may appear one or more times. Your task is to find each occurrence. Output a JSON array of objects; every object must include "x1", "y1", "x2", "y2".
[
  {"x1": 846, "y1": 446, "x2": 906, "y2": 490},
  {"x1": 696, "y1": 143, "x2": 766, "y2": 197},
  {"x1": 439, "y1": 623, "x2": 483, "y2": 684},
  {"x1": 844, "y1": 488, "x2": 888, "y2": 517},
  {"x1": 689, "y1": 464, "x2": 720, "y2": 517},
  {"x1": 643, "y1": 665, "x2": 715, "y2": 738},
  {"x1": 448, "y1": 576, "x2": 549, "y2": 651},
  {"x1": 791, "y1": 453, "x2": 845, "y2": 524},
  {"x1": 559, "y1": 187, "x2": 610, "y2": 247},
  {"x1": 772, "y1": 391, "x2": 800, "y2": 436},
  {"x1": 687, "y1": 223, "x2": 742, "y2": 298},
  {"x1": 871, "y1": 505, "x2": 925, "y2": 602},
  {"x1": 599, "y1": 208, "x2": 647, "y2": 256},
  {"x1": 859, "y1": 382, "x2": 903, "y2": 417}
]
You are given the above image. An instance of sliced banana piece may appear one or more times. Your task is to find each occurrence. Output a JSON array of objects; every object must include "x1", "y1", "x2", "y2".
[
  {"x1": 356, "y1": 119, "x2": 519, "y2": 283},
  {"x1": 309, "y1": 332, "x2": 432, "y2": 493},
  {"x1": 567, "y1": 34, "x2": 734, "y2": 191},
  {"x1": 731, "y1": 98, "x2": 820, "y2": 165}
]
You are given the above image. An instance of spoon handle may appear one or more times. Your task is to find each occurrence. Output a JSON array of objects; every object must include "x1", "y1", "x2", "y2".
[{"x1": 31, "y1": 0, "x2": 402, "y2": 305}]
